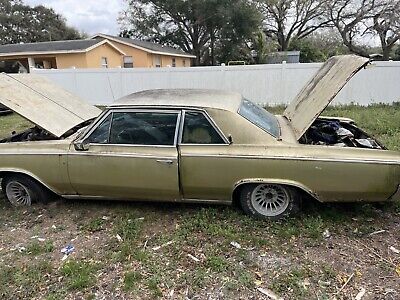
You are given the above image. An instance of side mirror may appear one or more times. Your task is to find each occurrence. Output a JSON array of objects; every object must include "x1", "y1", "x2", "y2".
[
  {"x1": 227, "y1": 134, "x2": 233, "y2": 145},
  {"x1": 74, "y1": 140, "x2": 90, "y2": 151}
]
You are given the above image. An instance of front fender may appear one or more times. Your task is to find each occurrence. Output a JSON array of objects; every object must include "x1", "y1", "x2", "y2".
[{"x1": 0, "y1": 168, "x2": 61, "y2": 194}]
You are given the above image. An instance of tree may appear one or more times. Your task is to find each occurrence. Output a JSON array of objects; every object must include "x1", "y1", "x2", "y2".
[
  {"x1": 369, "y1": 2, "x2": 400, "y2": 60},
  {"x1": 256, "y1": 0, "x2": 331, "y2": 51},
  {"x1": 0, "y1": 0, "x2": 82, "y2": 45},
  {"x1": 394, "y1": 45, "x2": 400, "y2": 61},
  {"x1": 119, "y1": 0, "x2": 262, "y2": 65},
  {"x1": 326, "y1": 0, "x2": 399, "y2": 60},
  {"x1": 288, "y1": 29, "x2": 349, "y2": 62}
]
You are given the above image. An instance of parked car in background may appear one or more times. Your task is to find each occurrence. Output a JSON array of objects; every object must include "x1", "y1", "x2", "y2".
[{"x1": 0, "y1": 55, "x2": 399, "y2": 219}]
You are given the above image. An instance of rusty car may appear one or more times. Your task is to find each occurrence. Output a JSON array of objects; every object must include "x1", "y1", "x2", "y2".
[{"x1": 0, "y1": 55, "x2": 399, "y2": 219}]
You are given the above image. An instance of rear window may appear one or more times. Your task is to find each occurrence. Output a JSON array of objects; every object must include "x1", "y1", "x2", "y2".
[{"x1": 239, "y1": 99, "x2": 280, "y2": 138}]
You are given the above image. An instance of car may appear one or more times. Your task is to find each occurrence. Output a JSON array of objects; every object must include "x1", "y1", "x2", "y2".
[{"x1": 0, "y1": 55, "x2": 399, "y2": 219}]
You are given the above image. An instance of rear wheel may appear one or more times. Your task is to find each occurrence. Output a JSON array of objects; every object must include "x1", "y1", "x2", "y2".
[
  {"x1": 1, "y1": 175, "x2": 50, "y2": 206},
  {"x1": 239, "y1": 183, "x2": 301, "y2": 220}
]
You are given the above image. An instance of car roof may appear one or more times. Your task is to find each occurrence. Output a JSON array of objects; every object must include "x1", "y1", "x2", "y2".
[{"x1": 110, "y1": 89, "x2": 243, "y2": 113}]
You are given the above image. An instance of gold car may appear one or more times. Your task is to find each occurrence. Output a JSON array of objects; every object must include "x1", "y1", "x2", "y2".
[{"x1": 0, "y1": 55, "x2": 399, "y2": 219}]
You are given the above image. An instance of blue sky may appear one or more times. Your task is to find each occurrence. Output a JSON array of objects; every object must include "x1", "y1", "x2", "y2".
[{"x1": 24, "y1": 0, "x2": 125, "y2": 35}]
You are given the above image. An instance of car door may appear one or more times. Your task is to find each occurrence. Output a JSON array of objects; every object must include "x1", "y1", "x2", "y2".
[
  {"x1": 178, "y1": 110, "x2": 231, "y2": 201},
  {"x1": 67, "y1": 109, "x2": 181, "y2": 201}
]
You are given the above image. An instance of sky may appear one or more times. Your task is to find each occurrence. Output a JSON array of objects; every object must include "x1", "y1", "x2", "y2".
[{"x1": 24, "y1": 0, "x2": 126, "y2": 35}]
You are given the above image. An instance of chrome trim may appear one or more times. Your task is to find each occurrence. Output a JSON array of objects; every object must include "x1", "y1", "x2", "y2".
[
  {"x1": 174, "y1": 111, "x2": 182, "y2": 146},
  {"x1": 181, "y1": 153, "x2": 400, "y2": 165},
  {"x1": 68, "y1": 152, "x2": 176, "y2": 160},
  {"x1": 85, "y1": 143, "x2": 176, "y2": 149},
  {"x1": 0, "y1": 152, "x2": 65, "y2": 156},
  {"x1": 79, "y1": 109, "x2": 113, "y2": 142},
  {"x1": 233, "y1": 178, "x2": 320, "y2": 202},
  {"x1": 79, "y1": 108, "x2": 182, "y2": 147},
  {"x1": 181, "y1": 198, "x2": 231, "y2": 205},
  {"x1": 61, "y1": 196, "x2": 230, "y2": 204},
  {"x1": 177, "y1": 110, "x2": 186, "y2": 145}
]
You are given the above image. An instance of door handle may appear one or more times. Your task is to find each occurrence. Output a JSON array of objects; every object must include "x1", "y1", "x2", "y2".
[{"x1": 156, "y1": 159, "x2": 174, "y2": 165}]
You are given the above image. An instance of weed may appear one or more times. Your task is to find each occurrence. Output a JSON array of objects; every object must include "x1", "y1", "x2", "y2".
[
  {"x1": 206, "y1": 255, "x2": 229, "y2": 272},
  {"x1": 123, "y1": 271, "x2": 142, "y2": 291},
  {"x1": 26, "y1": 241, "x2": 54, "y2": 255},
  {"x1": 147, "y1": 275, "x2": 163, "y2": 298},
  {"x1": 60, "y1": 260, "x2": 97, "y2": 290},
  {"x1": 82, "y1": 217, "x2": 105, "y2": 232}
]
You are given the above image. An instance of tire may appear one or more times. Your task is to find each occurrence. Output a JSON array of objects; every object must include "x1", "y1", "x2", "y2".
[
  {"x1": 239, "y1": 183, "x2": 301, "y2": 220},
  {"x1": 1, "y1": 174, "x2": 50, "y2": 206}
]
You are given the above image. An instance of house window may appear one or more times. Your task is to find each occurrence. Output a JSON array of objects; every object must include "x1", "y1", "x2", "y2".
[
  {"x1": 172, "y1": 58, "x2": 176, "y2": 67},
  {"x1": 183, "y1": 59, "x2": 186, "y2": 67},
  {"x1": 101, "y1": 57, "x2": 108, "y2": 68},
  {"x1": 153, "y1": 55, "x2": 161, "y2": 68},
  {"x1": 123, "y1": 56, "x2": 134, "y2": 68}
]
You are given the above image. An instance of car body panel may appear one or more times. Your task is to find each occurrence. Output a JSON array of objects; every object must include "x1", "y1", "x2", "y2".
[
  {"x1": 67, "y1": 144, "x2": 180, "y2": 200},
  {"x1": 0, "y1": 74, "x2": 101, "y2": 137},
  {"x1": 284, "y1": 55, "x2": 369, "y2": 140},
  {"x1": 179, "y1": 144, "x2": 399, "y2": 202},
  {"x1": 0, "y1": 140, "x2": 73, "y2": 194}
]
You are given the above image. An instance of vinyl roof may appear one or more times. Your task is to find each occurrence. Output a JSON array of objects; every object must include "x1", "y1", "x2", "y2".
[
  {"x1": 0, "y1": 39, "x2": 102, "y2": 55},
  {"x1": 111, "y1": 89, "x2": 243, "y2": 112},
  {"x1": 93, "y1": 34, "x2": 196, "y2": 58}
]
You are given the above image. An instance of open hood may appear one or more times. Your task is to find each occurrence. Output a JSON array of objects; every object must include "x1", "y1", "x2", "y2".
[
  {"x1": 0, "y1": 74, "x2": 101, "y2": 138},
  {"x1": 283, "y1": 55, "x2": 370, "y2": 140}
]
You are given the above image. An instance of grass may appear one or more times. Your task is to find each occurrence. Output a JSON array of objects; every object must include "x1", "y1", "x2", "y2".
[
  {"x1": 0, "y1": 113, "x2": 32, "y2": 138},
  {"x1": 60, "y1": 260, "x2": 98, "y2": 290},
  {"x1": 123, "y1": 271, "x2": 143, "y2": 291},
  {"x1": 0, "y1": 104, "x2": 399, "y2": 299},
  {"x1": 26, "y1": 240, "x2": 55, "y2": 255}
]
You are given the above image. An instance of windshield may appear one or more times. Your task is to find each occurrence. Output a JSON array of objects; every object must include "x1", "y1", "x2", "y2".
[{"x1": 239, "y1": 99, "x2": 280, "y2": 138}]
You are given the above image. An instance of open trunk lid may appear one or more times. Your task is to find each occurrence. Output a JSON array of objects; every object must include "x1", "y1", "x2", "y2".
[
  {"x1": 283, "y1": 55, "x2": 370, "y2": 140},
  {"x1": 0, "y1": 73, "x2": 101, "y2": 138}
]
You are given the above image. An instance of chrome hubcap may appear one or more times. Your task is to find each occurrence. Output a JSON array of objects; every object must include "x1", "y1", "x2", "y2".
[
  {"x1": 5, "y1": 181, "x2": 32, "y2": 206},
  {"x1": 251, "y1": 184, "x2": 289, "y2": 217}
]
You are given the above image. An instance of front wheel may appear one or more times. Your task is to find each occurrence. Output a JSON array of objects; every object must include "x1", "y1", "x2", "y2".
[
  {"x1": 239, "y1": 184, "x2": 301, "y2": 220},
  {"x1": 2, "y1": 175, "x2": 50, "y2": 206}
]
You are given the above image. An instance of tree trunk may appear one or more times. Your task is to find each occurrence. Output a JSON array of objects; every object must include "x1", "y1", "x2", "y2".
[{"x1": 382, "y1": 46, "x2": 392, "y2": 61}]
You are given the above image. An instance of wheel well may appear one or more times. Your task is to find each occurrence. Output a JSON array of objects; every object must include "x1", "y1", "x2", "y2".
[
  {"x1": 0, "y1": 171, "x2": 54, "y2": 195},
  {"x1": 232, "y1": 182, "x2": 320, "y2": 205}
]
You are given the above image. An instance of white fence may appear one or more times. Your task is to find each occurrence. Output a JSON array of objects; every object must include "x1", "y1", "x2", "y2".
[{"x1": 32, "y1": 61, "x2": 400, "y2": 106}]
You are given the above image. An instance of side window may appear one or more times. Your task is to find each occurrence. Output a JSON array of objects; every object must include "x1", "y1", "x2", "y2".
[
  {"x1": 109, "y1": 112, "x2": 178, "y2": 145},
  {"x1": 86, "y1": 113, "x2": 112, "y2": 144},
  {"x1": 182, "y1": 112, "x2": 225, "y2": 144}
]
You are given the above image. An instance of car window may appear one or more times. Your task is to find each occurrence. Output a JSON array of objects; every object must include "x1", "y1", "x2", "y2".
[
  {"x1": 86, "y1": 113, "x2": 112, "y2": 144},
  {"x1": 239, "y1": 99, "x2": 280, "y2": 137},
  {"x1": 182, "y1": 112, "x2": 225, "y2": 144},
  {"x1": 109, "y1": 112, "x2": 178, "y2": 145}
]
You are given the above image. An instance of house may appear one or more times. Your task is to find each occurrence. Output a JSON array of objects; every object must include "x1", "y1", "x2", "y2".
[
  {"x1": 266, "y1": 51, "x2": 300, "y2": 64},
  {"x1": 92, "y1": 34, "x2": 195, "y2": 68},
  {"x1": 0, "y1": 34, "x2": 195, "y2": 72}
]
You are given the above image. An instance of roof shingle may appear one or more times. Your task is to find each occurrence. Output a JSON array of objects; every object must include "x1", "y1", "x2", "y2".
[{"x1": 0, "y1": 39, "x2": 102, "y2": 54}]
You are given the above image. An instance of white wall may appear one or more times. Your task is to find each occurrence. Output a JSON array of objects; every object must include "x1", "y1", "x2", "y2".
[{"x1": 32, "y1": 61, "x2": 400, "y2": 106}]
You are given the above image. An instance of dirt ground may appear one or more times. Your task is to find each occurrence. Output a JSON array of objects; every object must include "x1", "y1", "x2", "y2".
[{"x1": 0, "y1": 196, "x2": 399, "y2": 300}]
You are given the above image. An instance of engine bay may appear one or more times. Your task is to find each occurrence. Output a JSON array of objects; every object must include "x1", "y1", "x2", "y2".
[
  {"x1": 299, "y1": 118, "x2": 385, "y2": 149},
  {"x1": 0, "y1": 120, "x2": 93, "y2": 143}
]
